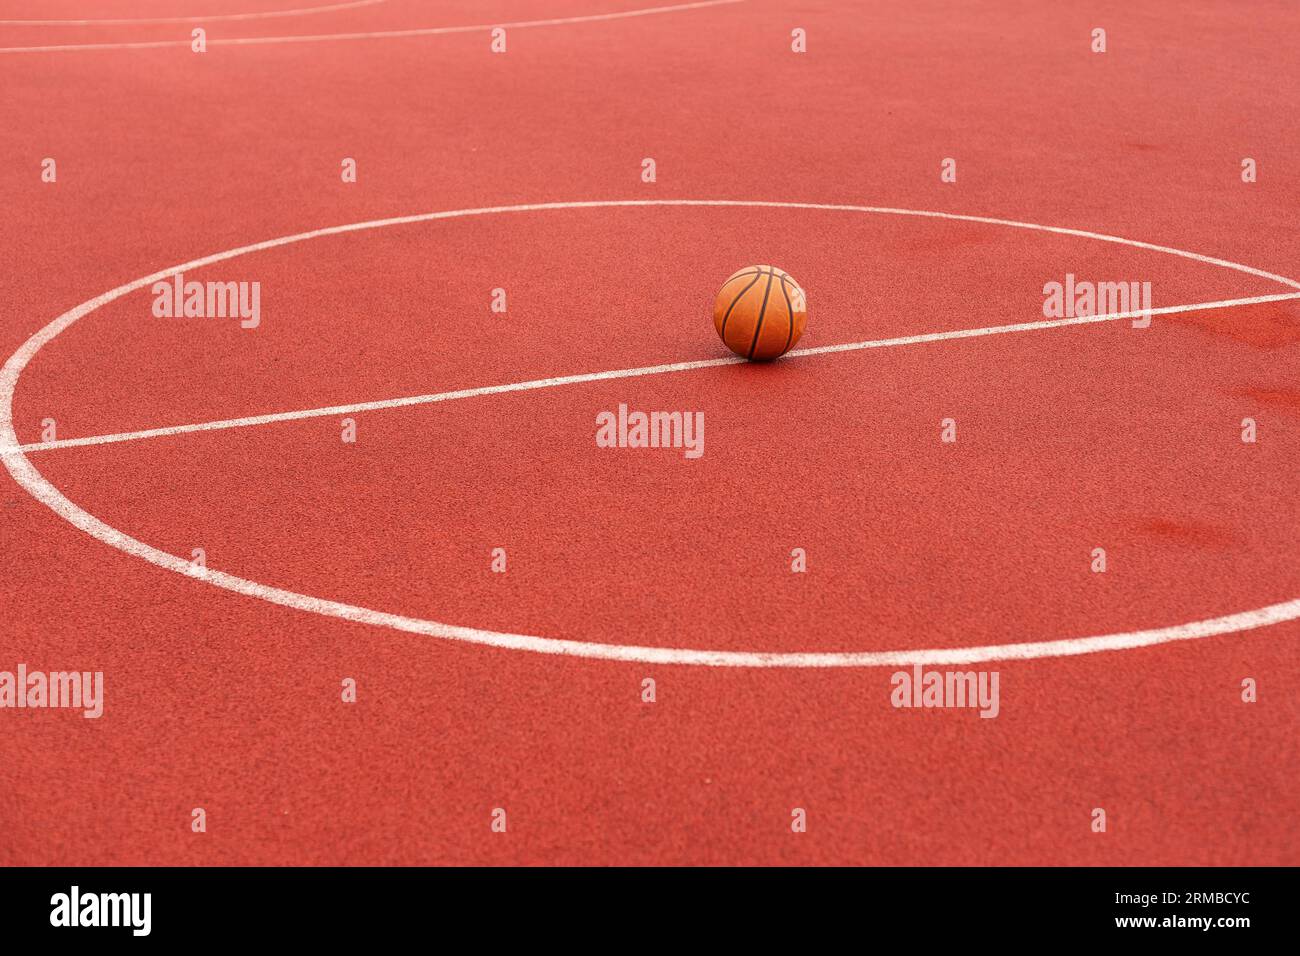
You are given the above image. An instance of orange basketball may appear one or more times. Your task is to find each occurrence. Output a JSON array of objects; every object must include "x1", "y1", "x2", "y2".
[{"x1": 713, "y1": 265, "x2": 807, "y2": 361}]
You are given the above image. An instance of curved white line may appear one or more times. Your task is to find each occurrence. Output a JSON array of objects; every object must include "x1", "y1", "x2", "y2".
[
  {"x1": 3, "y1": 198, "x2": 1299, "y2": 667},
  {"x1": 9, "y1": 290, "x2": 1300, "y2": 455},
  {"x1": 0, "y1": 0, "x2": 387, "y2": 26},
  {"x1": 0, "y1": 0, "x2": 744, "y2": 53}
]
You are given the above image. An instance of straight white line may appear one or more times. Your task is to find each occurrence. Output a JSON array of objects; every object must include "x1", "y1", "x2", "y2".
[
  {"x1": 0, "y1": 0, "x2": 744, "y2": 53},
  {"x1": 0, "y1": 0, "x2": 387, "y2": 26},
  {"x1": 8, "y1": 290, "x2": 1300, "y2": 455}
]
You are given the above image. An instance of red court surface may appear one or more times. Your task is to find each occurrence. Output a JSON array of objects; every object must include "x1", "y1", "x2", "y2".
[{"x1": 1, "y1": 0, "x2": 1297, "y2": 866}]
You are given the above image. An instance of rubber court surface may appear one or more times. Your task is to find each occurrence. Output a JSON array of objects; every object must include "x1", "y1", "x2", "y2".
[{"x1": 1, "y1": 0, "x2": 1297, "y2": 864}]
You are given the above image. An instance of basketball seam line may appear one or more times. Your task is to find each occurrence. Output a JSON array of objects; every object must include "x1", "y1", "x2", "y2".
[
  {"x1": 720, "y1": 270, "x2": 763, "y2": 339},
  {"x1": 780, "y1": 278, "x2": 796, "y2": 354},
  {"x1": 716, "y1": 270, "x2": 760, "y2": 298},
  {"x1": 747, "y1": 267, "x2": 776, "y2": 359}
]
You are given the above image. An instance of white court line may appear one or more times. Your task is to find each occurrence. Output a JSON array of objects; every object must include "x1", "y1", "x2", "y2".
[
  {"x1": 0, "y1": 0, "x2": 387, "y2": 26},
  {"x1": 3, "y1": 198, "x2": 1299, "y2": 667},
  {"x1": 0, "y1": 0, "x2": 744, "y2": 52},
  {"x1": 9, "y1": 290, "x2": 1300, "y2": 455}
]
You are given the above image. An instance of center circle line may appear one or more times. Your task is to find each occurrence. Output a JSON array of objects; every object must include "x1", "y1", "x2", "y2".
[{"x1": 3, "y1": 198, "x2": 1298, "y2": 667}]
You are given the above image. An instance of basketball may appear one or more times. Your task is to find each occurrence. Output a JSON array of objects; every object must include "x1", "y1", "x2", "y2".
[{"x1": 713, "y1": 265, "x2": 807, "y2": 361}]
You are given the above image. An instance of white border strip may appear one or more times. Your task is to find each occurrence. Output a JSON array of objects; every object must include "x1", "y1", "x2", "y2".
[
  {"x1": 3, "y1": 199, "x2": 1299, "y2": 667},
  {"x1": 0, "y1": 0, "x2": 744, "y2": 53}
]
